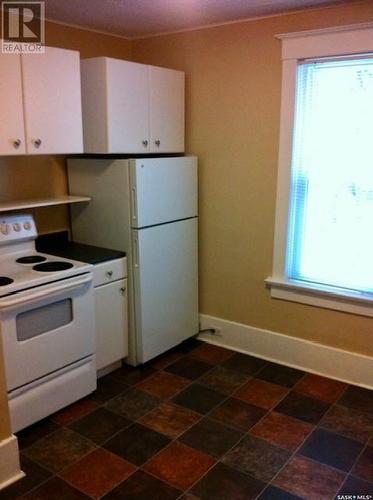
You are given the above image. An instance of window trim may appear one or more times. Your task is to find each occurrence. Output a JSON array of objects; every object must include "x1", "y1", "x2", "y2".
[{"x1": 268, "y1": 23, "x2": 373, "y2": 317}]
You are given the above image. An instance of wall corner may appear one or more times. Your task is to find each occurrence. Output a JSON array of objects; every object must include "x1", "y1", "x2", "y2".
[{"x1": 0, "y1": 434, "x2": 24, "y2": 491}]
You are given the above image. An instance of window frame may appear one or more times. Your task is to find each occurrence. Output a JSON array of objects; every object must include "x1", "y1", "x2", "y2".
[{"x1": 267, "y1": 22, "x2": 373, "y2": 317}]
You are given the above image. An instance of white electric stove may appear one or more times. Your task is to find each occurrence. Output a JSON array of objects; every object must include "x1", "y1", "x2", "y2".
[{"x1": 0, "y1": 214, "x2": 96, "y2": 432}]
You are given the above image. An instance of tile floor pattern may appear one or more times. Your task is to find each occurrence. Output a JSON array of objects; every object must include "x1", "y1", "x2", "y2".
[{"x1": 1, "y1": 339, "x2": 373, "y2": 499}]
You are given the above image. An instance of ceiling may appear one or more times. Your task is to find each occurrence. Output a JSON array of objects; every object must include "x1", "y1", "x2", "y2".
[{"x1": 44, "y1": 0, "x2": 348, "y2": 39}]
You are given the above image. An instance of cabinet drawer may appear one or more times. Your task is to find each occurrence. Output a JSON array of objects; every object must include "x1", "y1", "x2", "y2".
[{"x1": 93, "y1": 258, "x2": 127, "y2": 287}]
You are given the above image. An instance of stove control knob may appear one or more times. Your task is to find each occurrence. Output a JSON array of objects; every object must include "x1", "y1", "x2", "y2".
[
  {"x1": 13, "y1": 223, "x2": 21, "y2": 232},
  {"x1": 23, "y1": 222, "x2": 31, "y2": 230},
  {"x1": 0, "y1": 224, "x2": 9, "y2": 235}
]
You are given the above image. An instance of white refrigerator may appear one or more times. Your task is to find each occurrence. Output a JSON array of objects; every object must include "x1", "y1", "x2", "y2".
[{"x1": 68, "y1": 156, "x2": 198, "y2": 365}]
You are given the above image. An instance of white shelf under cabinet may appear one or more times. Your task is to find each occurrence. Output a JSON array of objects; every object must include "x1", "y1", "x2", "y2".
[{"x1": 0, "y1": 195, "x2": 91, "y2": 212}]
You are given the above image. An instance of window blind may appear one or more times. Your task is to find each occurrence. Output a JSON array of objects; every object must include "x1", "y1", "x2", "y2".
[{"x1": 287, "y1": 57, "x2": 373, "y2": 293}]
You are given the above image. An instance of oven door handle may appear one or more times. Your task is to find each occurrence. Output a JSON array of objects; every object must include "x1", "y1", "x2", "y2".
[{"x1": 0, "y1": 274, "x2": 92, "y2": 311}]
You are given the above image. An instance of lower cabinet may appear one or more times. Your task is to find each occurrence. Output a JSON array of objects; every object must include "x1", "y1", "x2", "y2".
[{"x1": 93, "y1": 259, "x2": 128, "y2": 371}]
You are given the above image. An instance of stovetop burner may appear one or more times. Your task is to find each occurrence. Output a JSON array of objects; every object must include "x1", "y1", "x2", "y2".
[
  {"x1": 33, "y1": 261, "x2": 74, "y2": 272},
  {"x1": 0, "y1": 277, "x2": 14, "y2": 286},
  {"x1": 16, "y1": 255, "x2": 47, "y2": 264}
]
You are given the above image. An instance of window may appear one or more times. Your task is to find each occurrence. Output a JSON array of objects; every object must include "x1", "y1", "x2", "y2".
[
  {"x1": 289, "y1": 57, "x2": 373, "y2": 291},
  {"x1": 268, "y1": 23, "x2": 373, "y2": 317}
]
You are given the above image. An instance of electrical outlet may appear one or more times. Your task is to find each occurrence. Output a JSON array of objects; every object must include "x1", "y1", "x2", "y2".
[
  {"x1": 199, "y1": 326, "x2": 222, "y2": 337},
  {"x1": 211, "y1": 327, "x2": 222, "y2": 336}
]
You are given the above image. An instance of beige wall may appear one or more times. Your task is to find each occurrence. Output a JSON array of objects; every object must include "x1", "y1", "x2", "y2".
[
  {"x1": 44, "y1": 21, "x2": 131, "y2": 59},
  {"x1": 132, "y1": 0, "x2": 373, "y2": 356},
  {"x1": 0, "y1": 21, "x2": 132, "y2": 233},
  {"x1": 0, "y1": 156, "x2": 70, "y2": 233}
]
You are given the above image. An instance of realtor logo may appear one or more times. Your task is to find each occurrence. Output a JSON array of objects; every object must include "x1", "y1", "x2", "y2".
[{"x1": 1, "y1": 1, "x2": 45, "y2": 53}]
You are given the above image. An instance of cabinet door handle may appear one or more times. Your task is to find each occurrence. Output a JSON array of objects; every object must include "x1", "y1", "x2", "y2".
[
  {"x1": 33, "y1": 139, "x2": 42, "y2": 148},
  {"x1": 106, "y1": 271, "x2": 113, "y2": 278},
  {"x1": 120, "y1": 287, "x2": 126, "y2": 295},
  {"x1": 155, "y1": 140, "x2": 160, "y2": 147},
  {"x1": 142, "y1": 140, "x2": 148, "y2": 147},
  {"x1": 13, "y1": 139, "x2": 21, "y2": 149}
]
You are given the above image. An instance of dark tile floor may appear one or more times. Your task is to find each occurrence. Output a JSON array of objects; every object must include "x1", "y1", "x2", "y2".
[{"x1": 2, "y1": 339, "x2": 373, "y2": 499}]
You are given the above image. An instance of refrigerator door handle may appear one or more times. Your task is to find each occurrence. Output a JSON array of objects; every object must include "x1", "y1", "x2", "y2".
[
  {"x1": 133, "y1": 235, "x2": 139, "y2": 268},
  {"x1": 131, "y1": 187, "x2": 137, "y2": 221}
]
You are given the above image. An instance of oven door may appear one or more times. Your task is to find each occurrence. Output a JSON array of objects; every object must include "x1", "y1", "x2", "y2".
[{"x1": 0, "y1": 273, "x2": 95, "y2": 392}]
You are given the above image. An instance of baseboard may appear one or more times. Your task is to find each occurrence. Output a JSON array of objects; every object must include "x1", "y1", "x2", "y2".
[
  {"x1": 199, "y1": 314, "x2": 373, "y2": 389},
  {"x1": 0, "y1": 435, "x2": 24, "y2": 491},
  {"x1": 97, "y1": 360, "x2": 122, "y2": 379}
]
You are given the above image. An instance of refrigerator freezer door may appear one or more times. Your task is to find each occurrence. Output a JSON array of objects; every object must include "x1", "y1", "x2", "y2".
[
  {"x1": 130, "y1": 156, "x2": 197, "y2": 228},
  {"x1": 132, "y1": 218, "x2": 198, "y2": 363}
]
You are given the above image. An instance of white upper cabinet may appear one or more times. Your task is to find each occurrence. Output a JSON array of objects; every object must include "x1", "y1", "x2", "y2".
[
  {"x1": 0, "y1": 54, "x2": 26, "y2": 155},
  {"x1": 0, "y1": 47, "x2": 83, "y2": 156},
  {"x1": 80, "y1": 57, "x2": 185, "y2": 154},
  {"x1": 149, "y1": 66, "x2": 185, "y2": 153},
  {"x1": 81, "y1": 58, "x2": 149, "y2": 154},
  {"x1": 22, "y1": 47, "x2": 83, "y2": 155}
]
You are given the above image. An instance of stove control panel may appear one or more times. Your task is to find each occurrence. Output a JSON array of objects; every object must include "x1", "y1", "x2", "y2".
[{"x1": 0, "y1": 215, "x2": 37, "y2": 245}]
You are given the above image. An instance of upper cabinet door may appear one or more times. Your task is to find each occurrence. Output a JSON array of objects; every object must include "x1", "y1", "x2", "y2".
[
  {"x1": 106, "y1": 59, "x2": 149, "y2": 153},
  {"x1": 0, "y1": 54, "x2": 26, "y2": 155},
  {"x1": 149, "y1": 66, "x2": 185, "y2": 153},
  {"x1": 21, "y1": 47, "x2": 83, "y2": 155}
]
